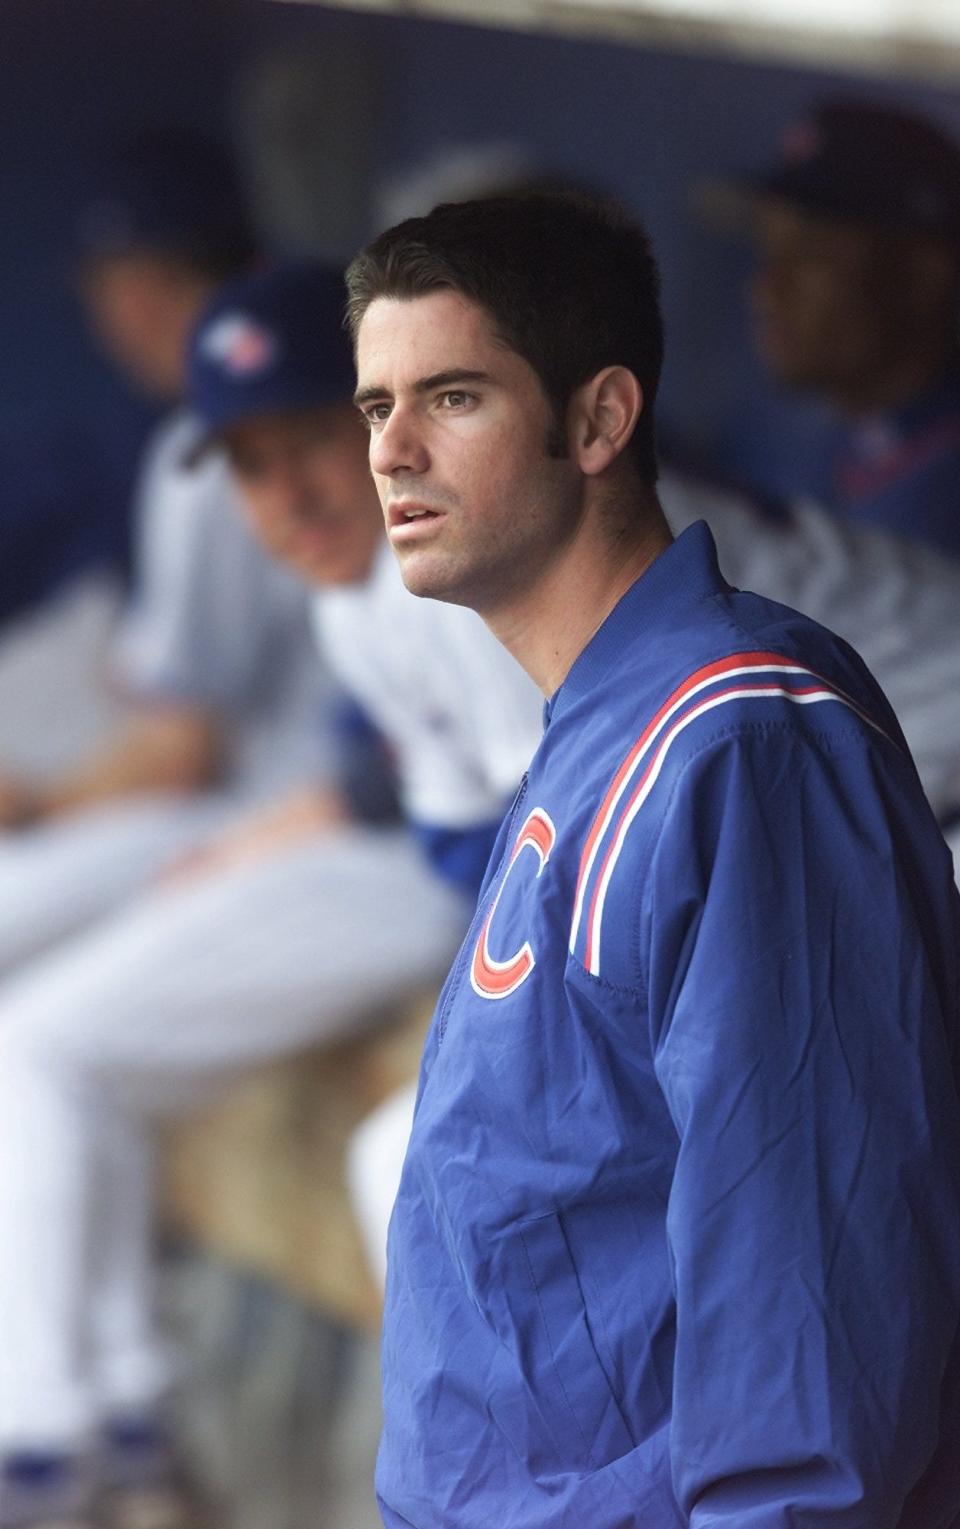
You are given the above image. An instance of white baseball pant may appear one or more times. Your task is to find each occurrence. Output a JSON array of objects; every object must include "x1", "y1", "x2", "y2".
[
  {"x1": 347, "y1": 1082, "x2": 418, "y2": 1291},
  {"x1": 0, "y1": 825, "x2": 466, "y2": 1452},
  {"x1": 0, "y1": 797, "x2": 237, "y2": 978}
]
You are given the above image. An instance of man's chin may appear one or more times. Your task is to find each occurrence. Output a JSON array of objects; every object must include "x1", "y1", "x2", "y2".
[{"x1": 394, "y1": 547, "x2": 471, "y2": 606}]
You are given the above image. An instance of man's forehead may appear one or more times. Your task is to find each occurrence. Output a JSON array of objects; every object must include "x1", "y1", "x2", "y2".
[
  {"x1": 354, "y1": 288, "x2": 525, "y2": 400},
  {"x1": 357, "y1": 290, "x2": 497, "y2": 368}
]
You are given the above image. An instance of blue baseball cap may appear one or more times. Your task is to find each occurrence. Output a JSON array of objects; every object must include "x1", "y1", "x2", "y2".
[
  {"x1": 185, "y1": 262, "x2": 357, "y2": 461},
  {"x1": 75, "y1": 130, "x2": 256, "y2": 275},
  {"x1": 715, "y1": 100, "x2": 960, "y2": 245}
]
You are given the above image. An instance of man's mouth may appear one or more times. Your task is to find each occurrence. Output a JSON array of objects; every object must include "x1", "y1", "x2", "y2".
[{"x1": 389, "y1": 502, "x2": 443, "y2": 527}]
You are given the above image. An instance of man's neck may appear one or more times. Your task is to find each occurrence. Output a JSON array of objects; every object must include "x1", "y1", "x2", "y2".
[{"x1": 485, "y1": 493, "x2": 673, "y2": 698}]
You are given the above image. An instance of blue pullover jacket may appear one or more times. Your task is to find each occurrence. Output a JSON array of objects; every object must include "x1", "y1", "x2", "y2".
[{"x1": 378, "y1": 522, "x2": 960, "y2": 1528}]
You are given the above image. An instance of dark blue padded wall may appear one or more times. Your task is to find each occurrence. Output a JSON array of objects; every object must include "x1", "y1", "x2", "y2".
[
  {"x1": 230, "y1": 3, "x2": 960, "y2": 466},
  {"x1": 2, "y1": 0, "x2": 959, "y2": 619},
  {"x1": 0, "y1": 0, "x2": 234, "y2": 618}
]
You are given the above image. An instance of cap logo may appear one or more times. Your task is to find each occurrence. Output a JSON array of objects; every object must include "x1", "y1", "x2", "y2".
[{"x1": 200, "y1": 313, "x2": 278, "y2": 378}]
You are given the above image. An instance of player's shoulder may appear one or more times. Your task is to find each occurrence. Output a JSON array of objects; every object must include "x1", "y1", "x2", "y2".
[
  {"x1": 563, "y1": 624, "x2": 913, "y2": 994},
  {"x1": 548, "y1": 547, "x2": 905, "y2": 845},
  {"x1": 574, "y1": 575, "x2": 898, "y2": 769},
  {"x1": 649, "y1": 573, "x2": 906, "y2": 768},
  {"x1": 561, "y1": 586, "x2": 907, "y2": 932}
]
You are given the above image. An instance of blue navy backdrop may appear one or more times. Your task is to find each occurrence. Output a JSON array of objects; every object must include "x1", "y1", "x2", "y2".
[{"x1": 2, "y1": 0, "x2": 959, "y2": 619}]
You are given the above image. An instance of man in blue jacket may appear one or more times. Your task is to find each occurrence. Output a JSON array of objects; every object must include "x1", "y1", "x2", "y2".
[{"x1": 346, "y1": 191, "x2": 960, "y2": 1526}]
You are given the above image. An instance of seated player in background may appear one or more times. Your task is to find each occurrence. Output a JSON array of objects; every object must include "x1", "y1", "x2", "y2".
[
  {"x1": 715, "y1": 98, "x2": 960, "y2": 560},
  {"x1": 0, "y1": 263, "x2": 544, "y2": 1529},
  {"x1": 0, "y1": 132, "x2": 337, "y2": 973}
]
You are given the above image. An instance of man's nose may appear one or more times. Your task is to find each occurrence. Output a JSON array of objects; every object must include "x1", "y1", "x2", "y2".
[{"x1": 369, "y1": 406, "x2": 429, "y2": 478}]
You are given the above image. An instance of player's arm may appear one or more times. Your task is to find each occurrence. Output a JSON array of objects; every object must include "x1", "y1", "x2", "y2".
[
  {"x1": 0, "y1": 705, "x2": 224, "y2": 829},
  {"x1": 644, "y1": 726, "x2": 960, "y2": 1525},
  {"x1": 161, "y1": 780, "x2": 352, "y2": 884},
  {"x1": 160, "y1": 696, "x2": 399, "y2": 884}
]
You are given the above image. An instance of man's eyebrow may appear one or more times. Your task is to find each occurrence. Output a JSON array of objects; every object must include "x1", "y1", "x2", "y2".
[
  {"x1": 415, "y1": 369, "x2": 494, "y2": 392},
  {"x1": 353, "y1": 369, "x2": 493, "y2": 408},
  {"x1": 353, "y1": 383, "x2": 388, "y2": 407}
]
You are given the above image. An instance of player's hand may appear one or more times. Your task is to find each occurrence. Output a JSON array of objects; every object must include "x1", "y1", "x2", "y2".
[{"x1": 157, "y1": 784, "x2": 352, "y2": 887}]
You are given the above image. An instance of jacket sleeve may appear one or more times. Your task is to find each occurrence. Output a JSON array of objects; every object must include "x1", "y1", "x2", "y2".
[{"x1": 644, "y1": 723, "x2": 960, "y2": 1526}]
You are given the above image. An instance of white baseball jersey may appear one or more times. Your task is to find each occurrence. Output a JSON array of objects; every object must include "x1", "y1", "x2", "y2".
[
  {"x1": 112, "y1": 411, "x2": 338, "y2": 802},
  {"x1": 314, "y1": 541, "x2": 545, "y2": 831},
  {"x1": 661, "y1": 470, "x2": 960, "y2": 820}
]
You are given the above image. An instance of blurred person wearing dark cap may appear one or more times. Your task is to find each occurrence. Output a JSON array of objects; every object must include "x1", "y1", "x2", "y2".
[
  {"x1": 75, "y1": 130, "x2": 258, "y2": 401},
  {"x1": 0, "y1": 146, "x2": 364, "y2": 1529},
  {"x1": 719, "y1": 99, "x2": 960, "y2": 560},
  {"x1": 0, "y1": 262, "x2": 543, "y2": 1529},
  {"x1": 0, "y1": 133, "x2": 330, "y2": 893},
  {"x1": 0, "y1": 135, "x2": 246, "y2": 634}
]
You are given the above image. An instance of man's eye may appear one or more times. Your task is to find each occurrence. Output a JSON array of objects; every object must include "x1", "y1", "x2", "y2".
[
  {"x1": 361, "y1": 403, "x2": 391, "y2": 430},
  {"x1": 441, "y1": 391, "x2": 472, "y2": 409}
]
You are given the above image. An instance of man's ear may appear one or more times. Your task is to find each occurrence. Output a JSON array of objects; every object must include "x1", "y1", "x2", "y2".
[{"x1": 569, "y1": 366, "x2": 644, "y2": 477}]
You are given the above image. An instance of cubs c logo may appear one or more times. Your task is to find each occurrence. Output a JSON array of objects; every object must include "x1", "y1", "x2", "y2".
[{"x1": 470, "y1": 808, "x2": 556, "y2": 1001}]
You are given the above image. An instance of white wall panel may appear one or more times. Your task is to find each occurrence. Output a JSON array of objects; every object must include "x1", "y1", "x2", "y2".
[{"x1": 275, "y1": 0, "x2": 960, "y2": 81}]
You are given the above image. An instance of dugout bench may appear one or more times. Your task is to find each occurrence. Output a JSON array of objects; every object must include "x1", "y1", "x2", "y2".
[{"x1": 161, "y1": 995, "x2": 432, "y2": 1331}]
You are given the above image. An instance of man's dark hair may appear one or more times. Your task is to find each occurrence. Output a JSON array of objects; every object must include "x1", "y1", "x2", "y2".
[{"x1": 345, "y1": 191, "x2": 664, "y2": 484}]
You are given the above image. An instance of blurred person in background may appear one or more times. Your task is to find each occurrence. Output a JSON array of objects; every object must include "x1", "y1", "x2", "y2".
[
  {"x1": 716, "y1": 99, "x2": 960, "y2": 560},
  {"x1": 0, "y1": 262, "x2": 543, "y2": 1529},
  {"x1": 0, "y1": 132, "x2": 338, "y2": 965},
  {"x1": 1, "y1": 130, "x2": 259, "y2": 630}
]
